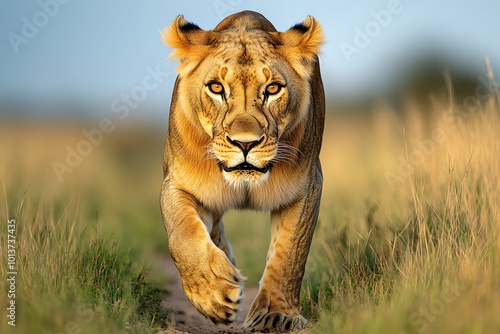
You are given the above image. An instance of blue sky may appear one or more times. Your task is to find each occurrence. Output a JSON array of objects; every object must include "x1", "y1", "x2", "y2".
[{"x1": 1, "y1": 0, "x2": 499, "y2": 117}]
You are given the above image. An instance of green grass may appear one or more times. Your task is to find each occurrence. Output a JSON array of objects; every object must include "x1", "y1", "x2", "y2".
[{"x1": 0, "y1": 188, "x2": 169, "y2": 333}]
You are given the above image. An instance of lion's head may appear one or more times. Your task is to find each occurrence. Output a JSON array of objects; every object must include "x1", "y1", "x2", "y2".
[{"x1": 162, "y1": 11, "x2": 324, "y2": 188}]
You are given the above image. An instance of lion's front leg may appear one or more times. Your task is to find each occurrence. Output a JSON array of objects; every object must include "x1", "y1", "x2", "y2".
[
  {"x1": 211, "y1": 218, "x2": 237, "y2": 266},
  {"x1": 160, "y1": 180, "x2": 245, "y2": 324},
  {"x1": 244, "y1": 166, "x2": 322, "y2": 332}
]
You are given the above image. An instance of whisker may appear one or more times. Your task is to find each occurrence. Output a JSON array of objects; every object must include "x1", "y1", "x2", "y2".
[
  {"x1": 203, "y1": 144, "x2": 217, "y2": 161},
  {"x1": 274, "y1": 142, "x2": 303, "y2": 166},
  {"x1": 279, "y1": 142, "x2": 303, "y2": 157}
]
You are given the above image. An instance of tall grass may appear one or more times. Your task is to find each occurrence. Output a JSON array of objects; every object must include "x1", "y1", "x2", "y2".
[
  {"x1": 0, "y1": 188, "x2": 169, "y2": 333},
  {"x1": 303, "y1": 90, "x2": 500, "y2": 333}
]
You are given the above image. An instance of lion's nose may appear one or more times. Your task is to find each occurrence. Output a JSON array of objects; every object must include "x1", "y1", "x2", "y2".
[{"x1": 226, "y1": 135, "x2": 264, "y2": 156}]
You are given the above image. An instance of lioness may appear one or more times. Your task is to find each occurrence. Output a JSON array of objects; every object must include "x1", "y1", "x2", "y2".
[{"x1": 160, "y1": 10, "x2": 325, "y2": 332}]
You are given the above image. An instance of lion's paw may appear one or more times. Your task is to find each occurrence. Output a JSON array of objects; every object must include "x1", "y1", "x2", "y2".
[
  {"x1": 245, "y1": 311, "x2": 306, "y2": 332},
  {"x1": 243, "y1": 291, "x2": 306, "y2": 332},
  {"x1": 179, "y1": 246, "x2": 245, "y2": 324}
]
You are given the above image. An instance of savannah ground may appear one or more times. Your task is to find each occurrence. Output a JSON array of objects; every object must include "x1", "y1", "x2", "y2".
[{"x1": 1, "y1": 77, "x2": 500, "y2": 333}]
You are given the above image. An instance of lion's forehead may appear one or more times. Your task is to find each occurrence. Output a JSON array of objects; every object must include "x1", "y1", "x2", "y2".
[
  {"x1": 214, "y1": 30, "x2": 273, "y2": 46},
  {"x1": 211, "y1": 31, "x2": 277, "y2": 64}
]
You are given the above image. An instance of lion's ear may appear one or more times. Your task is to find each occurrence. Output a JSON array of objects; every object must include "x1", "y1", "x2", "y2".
[
  {"x1": 275, "y1": 16, "x2": 325, "y2": 79},
  {"x1": 162, "y1": 15, "x2": 212, "y2": 75}
]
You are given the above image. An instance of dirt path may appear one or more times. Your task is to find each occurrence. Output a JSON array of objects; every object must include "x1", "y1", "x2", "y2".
[{"x1": 156, "y1": 255, "x2": 259, "y2": 334}]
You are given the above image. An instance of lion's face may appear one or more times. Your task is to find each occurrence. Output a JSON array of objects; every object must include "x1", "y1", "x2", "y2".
[
  {"x1": 164, "y1": 14, "x2": 324, "y2": 188},
  {"x1": 192, "y1": 34, "x2": 312, "y2": 188}
]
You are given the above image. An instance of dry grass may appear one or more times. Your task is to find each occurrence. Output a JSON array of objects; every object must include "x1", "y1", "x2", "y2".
[{"x1": 303, "y1": 91, "x2": 500, "y2": 333}]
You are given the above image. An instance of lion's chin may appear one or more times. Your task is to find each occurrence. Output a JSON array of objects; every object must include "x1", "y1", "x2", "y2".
[{"x1": 222, "y1": 169, "x2": 270, "y2": 189}]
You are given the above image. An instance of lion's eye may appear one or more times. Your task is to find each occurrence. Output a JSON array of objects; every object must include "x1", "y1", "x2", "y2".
[
  {"x1": 265, "y1": 83, "x2": 282, "y2": 95},
  {"x1": 208, "y1": 82, "x2": 224, "y2": 95}
]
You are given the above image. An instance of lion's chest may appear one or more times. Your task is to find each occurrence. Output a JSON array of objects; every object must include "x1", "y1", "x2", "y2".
[{"x1": 177, "y1": 165, "x2": 306, "y2": 213}]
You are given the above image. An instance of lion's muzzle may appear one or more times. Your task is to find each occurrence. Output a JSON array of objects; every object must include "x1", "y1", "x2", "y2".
[{"x1": 222, "y1": 131, "x2": 271, "y2": 174}]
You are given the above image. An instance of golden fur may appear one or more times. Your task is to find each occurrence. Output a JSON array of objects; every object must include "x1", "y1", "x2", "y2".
[{"x1": 160, "y1": 11, "x2": 325, "y2": 331}]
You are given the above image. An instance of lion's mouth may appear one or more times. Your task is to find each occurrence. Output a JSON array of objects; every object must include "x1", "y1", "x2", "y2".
[{"x1": 222, "y1": 162, "x2": 269, "y2": 173}]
